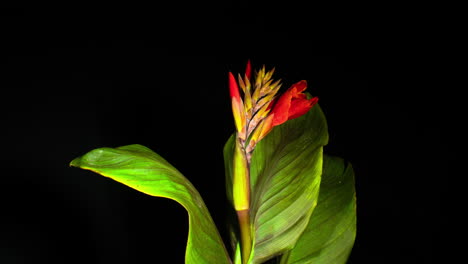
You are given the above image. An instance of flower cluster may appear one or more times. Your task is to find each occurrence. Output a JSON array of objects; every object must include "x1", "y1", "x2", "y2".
[
  {"x1": 229, "y1": 61, "x2": 320, "y2": 260},
  {"x1": 229, "y1": 61, "x2": 319, "y2": 162}
]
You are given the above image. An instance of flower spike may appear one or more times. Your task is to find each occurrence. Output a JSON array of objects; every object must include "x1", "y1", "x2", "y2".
[
  {"x1": 228, "y1": 61, "x2": 318, "y2": 264},
  {"x1": 229, "y1": 72, "x2": 246, "y2": 140},
  {"x1": 228, "y1": 62, "x2": 318, "y2": 156},
  {"x1": 229, "y1": 62, "x2": 319, "y2": 158}
]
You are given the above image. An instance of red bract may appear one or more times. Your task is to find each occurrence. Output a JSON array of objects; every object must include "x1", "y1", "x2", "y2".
[
  {"x1": 271, "y1": 80, "x2": 318, "y2": 127},
  {"x1": 228, "y1": 72, "x2": 241, "y2": 101},
  {"x1": 245, "y1": 60, "x2": 252, "y2": 80}
]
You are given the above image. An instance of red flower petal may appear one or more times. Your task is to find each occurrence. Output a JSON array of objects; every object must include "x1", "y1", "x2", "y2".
[
  {"x1": 288, "y1": 97, "x2": 319, "y2": 120},
  {"x1": 269, "y1": 80, "x2": 318, "y2": 127},
  {"x1": 290, "y1": 80, "x2": 307, "y2": 96},
  {"x1": 266, "y1": 97, "x2": 277, "y2": 112},
  {"x1": 295, "y1": 93, "x2": 307, "y2": 100},
  {"x1": 271, "y1": 88, "x2": 292, "y2": 127}
]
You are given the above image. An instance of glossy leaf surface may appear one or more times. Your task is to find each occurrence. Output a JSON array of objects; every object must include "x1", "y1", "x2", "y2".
[
  {"x1": 281, "y1": 155, "x2": 357, "y2": 264},
  {"x1": 225, "y1": 103, "x2": 329, "y2": 263},
  {"x1": 70, "y1": 144, "x2": 231, "y2": 264}
]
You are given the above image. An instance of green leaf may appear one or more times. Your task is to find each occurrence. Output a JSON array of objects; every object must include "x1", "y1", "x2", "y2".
[
  {"x1": 70, "y1": 144, "x2": 232, "y2": 264},
  {"x1": 281, "y1": 155, "x2": 357, "y2": 264},
  {"x1": 223, "y1": 134, "x2": 236, "y2": 206},
  {"x1": 224, "y1": 104, "x2": 329, "y2": 263},
  {"x1": 249, "y1": 105, "x2": 328, "y2": 263}
]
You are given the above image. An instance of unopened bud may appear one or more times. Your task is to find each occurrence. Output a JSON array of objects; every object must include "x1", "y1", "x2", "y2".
[{"x1": 232, "y1": 137, "x2": 250, "y2": 211}]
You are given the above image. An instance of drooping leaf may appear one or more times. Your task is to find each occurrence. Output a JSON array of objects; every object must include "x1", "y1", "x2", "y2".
[
  {"x1": 280, "y1": 155, "x2": 357, "y2": 264},
  {"x1": 70, "y1": 144, "x2": 232, "y2": 264},
  {"x1": 224, "y1": 103, "x2": 329, "y2": 263}
]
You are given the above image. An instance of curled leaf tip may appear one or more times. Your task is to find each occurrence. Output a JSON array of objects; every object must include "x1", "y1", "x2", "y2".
[{"x1": 69, "y1": 157, "x2": 81, "y2": 167}]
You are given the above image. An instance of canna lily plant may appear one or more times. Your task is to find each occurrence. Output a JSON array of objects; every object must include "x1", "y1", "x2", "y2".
[{"x1": 70, "y1": 61, "x2": 357, "y2": 264}]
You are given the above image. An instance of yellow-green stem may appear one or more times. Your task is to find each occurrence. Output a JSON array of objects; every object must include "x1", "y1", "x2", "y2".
[{"x1": 237, "y1": 209, "x2": 252, "y2": 264}]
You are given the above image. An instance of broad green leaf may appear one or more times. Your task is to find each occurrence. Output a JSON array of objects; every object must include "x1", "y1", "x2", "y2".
[
  {"x1": 281, "y1": 155, "x2": 357, "y2": 264},
  {"x1": 70, "y1": 144, "x2": 232, "y2": 264},
  {"x1": 224, "y1": 104, "x2": 329, "y2": 263},
  {"x1": 249, "y1": 105, "x2": 328, "y2": 263}
]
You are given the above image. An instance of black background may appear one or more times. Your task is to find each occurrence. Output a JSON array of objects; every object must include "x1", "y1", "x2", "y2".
[{"x1": 1, "y1": 4, "x2": 448, "y2": 264}]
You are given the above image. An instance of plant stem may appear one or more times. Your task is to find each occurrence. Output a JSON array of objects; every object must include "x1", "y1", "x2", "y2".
[{"x1": 237, "y1": 209, "x2": 252, "y2": 264}]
